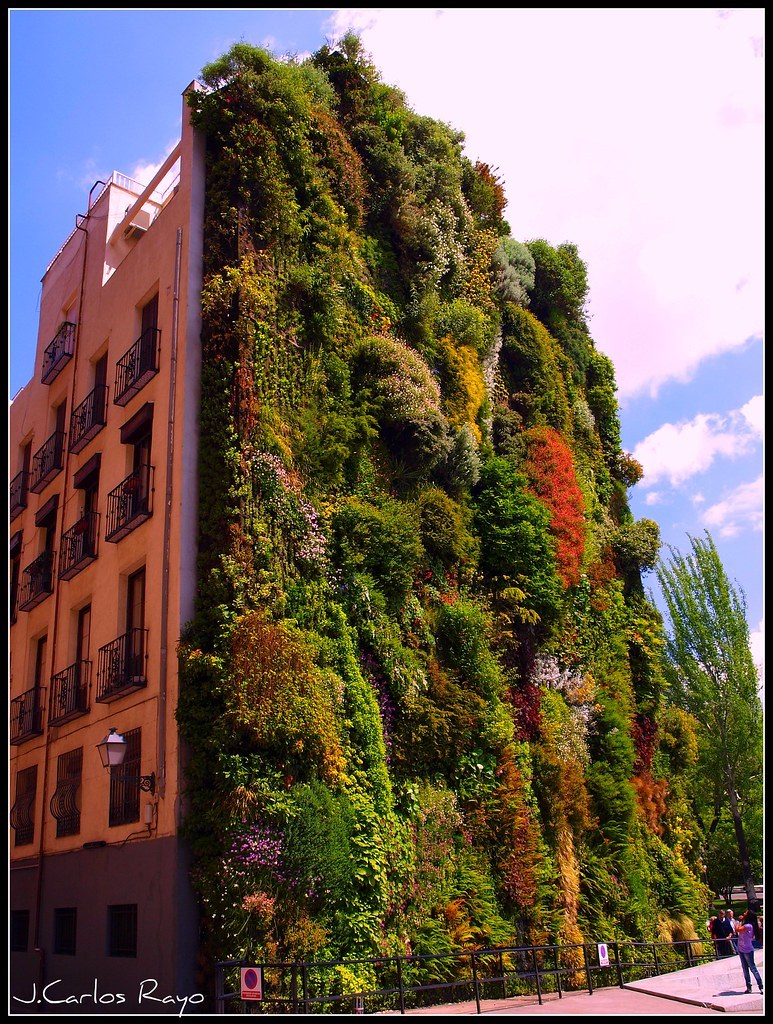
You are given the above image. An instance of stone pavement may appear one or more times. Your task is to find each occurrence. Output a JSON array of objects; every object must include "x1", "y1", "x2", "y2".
[{"x1": 376, "y1": 949, "x2": 764, "y2": 1016}]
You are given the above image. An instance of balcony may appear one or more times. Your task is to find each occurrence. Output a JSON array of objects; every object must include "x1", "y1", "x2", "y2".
[
  {"x1": 105, "y1": 465, "x2": 153, "y2": 542},
  {"x1": 18, "y1": 550, "x2": 56, "y2": 612},
  {"x1": 58, "y1": 512, "x2": 100, "y2": 581},
  {"x1": 96, "y1": 628, "x2": 148, "y2": 702},
  {"x1": 11, "y1": 687, "x2": 45, "y2": 744},
  {"x1": 41, "y1": 321, "x2": 76, "y2": 385},
  {"x1": 69, "y1": 384, "x2": 107, "y2": 454},
  {"x1": 29, "y1": 430, "x2": 65, "y2": 493},
  {"x1": 48, "y1": 662, "x2": 90, "y2": 725},
  {"x1": 10, "y1": 470, "x2": 28, "y2": 519},
  {"x1": 114, "y1": 327, "x2": 160, "y2": 406}
]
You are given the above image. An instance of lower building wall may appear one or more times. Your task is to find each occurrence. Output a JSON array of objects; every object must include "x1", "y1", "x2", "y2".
[{"x1": 10, "y1": 836, "x2": 202, "y2": 1014}]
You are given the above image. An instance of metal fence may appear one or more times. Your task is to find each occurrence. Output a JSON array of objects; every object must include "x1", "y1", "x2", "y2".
[{"x1": 214, "y1": 937, "x2": 716, "y2": 1014}]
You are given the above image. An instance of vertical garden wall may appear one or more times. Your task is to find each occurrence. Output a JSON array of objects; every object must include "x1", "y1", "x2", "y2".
[{"x1": 176, "y1": 37, "x2": 709, "y2": 990}]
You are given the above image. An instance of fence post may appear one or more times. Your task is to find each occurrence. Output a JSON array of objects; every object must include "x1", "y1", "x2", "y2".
[
  {"x1": 653, "y1": 942, "x2": 661, "y2": 976},
  {"x1": 499, "y1": 949, "x2": 506, "y2": 999},
  {"x1": 291, "y1": 963, "x2": 299, "y2": 1014},
  {"x1": 614, "y1": 942, "x2": 624, "y2": 988},
  {"x1": 396, "y1": 954, "x2": 405, "y2": 1015},
  {"x1": 531, "y1": 947, "x2": 543, "y2": 1005},
  {"x1": 471, "y1": 951, "x2": 481, "y2": 1014},
  {"x1": 583, "y1": 943, "x2": 593, "y2": 995},
  {"x1": 554, "y1": 946, "x2": 563, "y2": 999},
  {"x1": 301, "y1": 962, "x2": 310, "y2": 1014},
  {"x1": 215, "y1": 962, "x2": 224, "y2": 1015}
]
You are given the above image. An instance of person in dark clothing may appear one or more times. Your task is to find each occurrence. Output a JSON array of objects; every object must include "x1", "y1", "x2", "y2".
[{"x1": 711, "y1": 909, "x2": 735, "y2": 957}]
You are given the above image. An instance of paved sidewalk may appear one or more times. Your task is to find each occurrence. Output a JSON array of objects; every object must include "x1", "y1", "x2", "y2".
[{"x1": 376, "y1": 950, "x2": 764, "y2": 1016}]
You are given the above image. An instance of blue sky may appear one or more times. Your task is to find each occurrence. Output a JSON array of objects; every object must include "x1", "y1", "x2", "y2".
[{"x1": 9, "y1": 9, "x2": 764, "y2": 676}]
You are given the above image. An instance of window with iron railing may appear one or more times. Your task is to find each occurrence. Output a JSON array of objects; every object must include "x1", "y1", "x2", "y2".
[
  {"x1": 10, "y1": 766, "x2": 37, "y2": 845},
  {"x1": 108, "y1": 903, "x2": 138, "y2": 956},
  {"x1": 29, "y1": 430, "x2": 66, "y2": 493},
  {"x1": 69, "y1": 384, "x2": 108, "y2": 453},
  {"x1": 50, "y1": 748, "x2": 82, "y2": 838},
  {"x1": 53, "y1": 908, "x2": 78, "y2": 955},
  {"x1": 18, "y1": 549, "x2": 56, "y2": 611},
  {"x1": 10, "y1": 910, "x2": 30, "y2": 952},
  {"x1": 59, "y1": 512, "x2": 100, "y2": 580},
  {"x1": 41, "y1": 321, "x2": 76, "y2": 385},
  {"x1": 96, "y1": 628, "x2": 148, "y2": 702},
  {"x1": 108, "y1": 729, "x2": 141, "y2": 827},
  {"x1": 48, "y1": 661, "x2": 90, "y2": 725},
  {"x1": 113, "y1": 328, "x2": 160, "y2": 406},
  {"x1": 11, "y1": 687, "x2": 46, "y2": 744},
  {"x1": 105, "y1": 465, "x2": 153, "y2": 541},
  {"x1": 10, "y1": 470, "x2": 28, "y2": 519}
]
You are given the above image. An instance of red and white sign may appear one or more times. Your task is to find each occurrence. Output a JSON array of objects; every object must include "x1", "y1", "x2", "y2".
[{"x1": 241, "y1": 967, "x2": 263, "y2": 1001}]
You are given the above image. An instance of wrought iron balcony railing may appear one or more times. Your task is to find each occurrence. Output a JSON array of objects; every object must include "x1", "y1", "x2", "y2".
[
  {"x1": 48, "y1": 661, "x2": 90, "y2": 725},
  {"x1": 41, "y1": 321, "x2": 76, "y2": 385},
  {"x1": 11, "y1": 687, "x2": 45, "y2": 744},
  {"x1": 69, "y1": 384, "x2": 108, "y2": 454},
  {"x1": 105, "y1": 465, "x2": 153, "y2": 542},
  {"x1": 96, "y1": 628, "x2": 148, "y2": 702},
  {"x1": 18, "y1": 550, "x2": 56, "y2": 612},
  {"x1": 113, "y1": 327, "x2": 160, "y2": 406},
  {"x1": 29, "y1": 430, "x2": 65, "y2": 493},
  {"x1": 10, "y1": 470, "x2": 28, "y2": 519},
  {"x1": 59, "y1": 512, "x2": 100, "y2": 581}
]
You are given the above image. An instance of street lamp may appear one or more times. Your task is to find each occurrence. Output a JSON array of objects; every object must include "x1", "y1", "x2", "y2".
[{"x1": 96, "y1": 727, "x2": 156, "y2": 793}]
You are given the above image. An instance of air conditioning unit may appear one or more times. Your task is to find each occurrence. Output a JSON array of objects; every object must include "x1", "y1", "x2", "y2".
[{"x1": 124, "y1": 208, "x2": 152, "y2": 241}]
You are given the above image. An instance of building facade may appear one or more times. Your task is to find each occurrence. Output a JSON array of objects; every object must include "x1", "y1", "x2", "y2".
[{"x1": 10, "y1": 84, "x2": 207, "y2": 1012}]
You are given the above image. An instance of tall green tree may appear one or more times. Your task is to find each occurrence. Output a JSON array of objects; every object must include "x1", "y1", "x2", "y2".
[{"x1": 657, "y1": 532, "x2": 762, "y2": 902}]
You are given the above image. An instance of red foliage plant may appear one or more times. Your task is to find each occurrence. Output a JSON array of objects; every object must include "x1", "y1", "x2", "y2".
[{"x1": 521, "y1": 427, "x2": 586, "y2": 588}]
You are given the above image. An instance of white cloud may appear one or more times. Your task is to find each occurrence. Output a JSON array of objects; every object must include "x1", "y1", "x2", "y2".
[
  {"x1": 327, "y1": 9, "x2": 764, "y2": 399},
  {"x1": 633, "y1": 410, "x2": 758, "y2": 487},
  {"x1": 740, "y1": 394, "x2": 764, "y2": 438},
  {"x1": 701, "y1": 475, "x2": 763, "y2": 537},
  {"x1": 131, "y1": 141, "x2": 180, "y2": 191}
]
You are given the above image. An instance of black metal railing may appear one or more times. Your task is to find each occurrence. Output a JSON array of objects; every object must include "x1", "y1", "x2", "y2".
[
  {"x1": 105, "y1": 465, "x2": 153, "y2": 541},
  {"x1": 29, "y1": 430, "x2": 66, "y2": 493},
  {"x1": 69, "y1": 384, "x2": 108, "y2": 453},
  {"x1": 18, "y1": 550, "x2": 56, "y2": 611},
  {"x1": 214, "y1": 938, "x2": 716, "y2": 1015},
  {"x1": 59, "y1": 512, "x2": 100, "y2": 580},
  {"x1": 114, "y1": 327, "x2": 160, "y2": 406},
  {"x1": 10, "y1": 470, "x2": 28, "y2": 519},
  {"x1": 41, "y1": 321, "x2": 76, "y2": 385},
  {"x1": 48, "y1": 661, "x2": 90, "y2": 725},
  {"x1": 96, "y1": 628, "x2": 148, "y2": 702},
  {"x1": 11, "y1": 687, "x2": 46, "y2": 745}
]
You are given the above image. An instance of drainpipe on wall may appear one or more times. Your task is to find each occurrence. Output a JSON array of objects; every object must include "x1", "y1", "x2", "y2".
[{"x1": 157, "y1": 227, "x2": 183, "y2": 799}]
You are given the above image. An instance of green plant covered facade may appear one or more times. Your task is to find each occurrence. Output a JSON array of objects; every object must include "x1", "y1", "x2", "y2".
[{"x1": 177, "y1": 38, "x2": 713, "y2": 985}]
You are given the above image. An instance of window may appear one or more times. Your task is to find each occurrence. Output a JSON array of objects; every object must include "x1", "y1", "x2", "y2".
[
  {"x1": 11, "y1": 636, "x2": 46, "y2": 744},
  {"x1": 10, "y1": 910, "x2": 30, "y2": 952},
  {"x1": 50, "y1": 748, "x2": 82, "y2": 838},
  {"x1": 53, "y1": 908, "x2": 77, "y2": 955},
  {"x1": 107, "y1": 904, "x2": 137, "y2": 957},
  {"x1": 109, "y1": 727, "x2": 141, "y2": 826},
  {"x1": 70, "y1": 355, "x2": 108, "y2": 453},
  {"x1": 10, "y1": 531, "x2": 22, "y2": 623},
  {"x1": 125, "y1": 567, "x2": 147, "y2": 681},
  {"x1": 10, "y1": 766, "x2": 37, "y2": 846},
  {"x1": 114, "y1": 293, "x2": 159, "y2": 405},
  {"x1": 10, "y1": 442, "x2": 30, "y2": 519}
]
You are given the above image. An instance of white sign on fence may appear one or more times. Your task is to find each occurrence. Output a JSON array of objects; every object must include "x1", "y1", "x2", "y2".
[
  {"x1": 598, "y1": 942, "x2": 610, "y2": 967},
  {"x1": 241, "y1": 967, "x2": 263, "y2": 1001}
]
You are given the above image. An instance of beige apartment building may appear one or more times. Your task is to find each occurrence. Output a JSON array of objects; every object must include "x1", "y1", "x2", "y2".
[{"x1": 10, "y1": 84, "x2": 207, "y2": 1010}]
